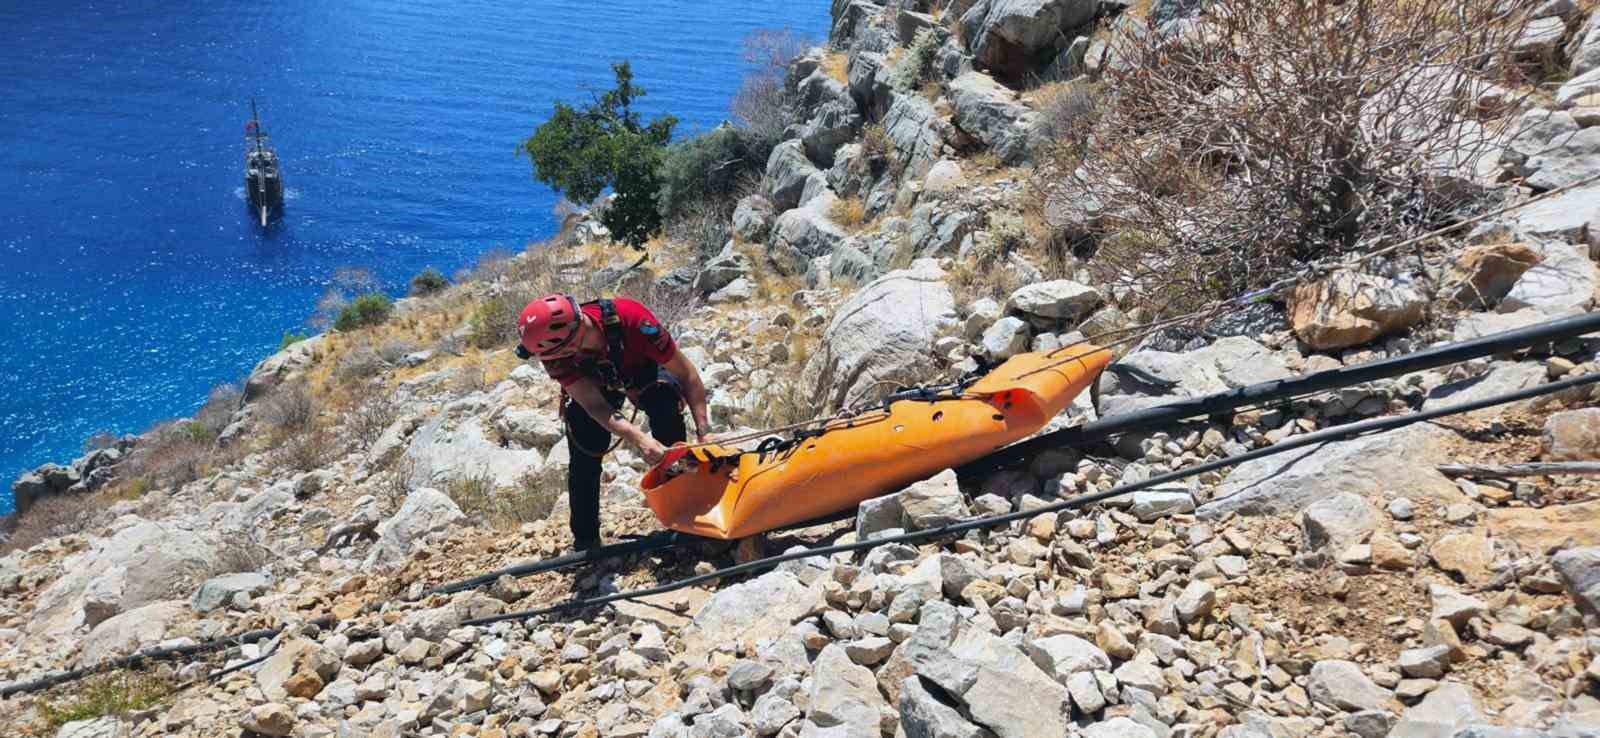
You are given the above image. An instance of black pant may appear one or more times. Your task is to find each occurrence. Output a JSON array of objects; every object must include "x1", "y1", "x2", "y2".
[{"x1": 564, "y1": 373, "x2": 686, "y2": 548}]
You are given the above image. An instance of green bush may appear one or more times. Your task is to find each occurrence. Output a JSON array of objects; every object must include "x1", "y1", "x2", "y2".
[
  {"x1": 278, "y1": 332, "x2": 309, "y2": 350},
  {"x1": 334, "y1": 292, "x2": 392, "y2": 331},
  {"x1": 656, "y1": 126, "x2": 759, "y2": 220},
  {"x1": 519, "y1": 62, "x2": 677, "y2": 248},
  {"x1": 891, "y1": 28, "x2": 942, "y2": 92},
  {"x1": 408, "y1": 267, "x2": 449, "y2": 296}
]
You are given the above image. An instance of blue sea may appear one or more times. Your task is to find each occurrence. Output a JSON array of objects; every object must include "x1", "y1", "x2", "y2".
[{"x1": 0, "y1": 0, "x2": 829, "y2": 513}]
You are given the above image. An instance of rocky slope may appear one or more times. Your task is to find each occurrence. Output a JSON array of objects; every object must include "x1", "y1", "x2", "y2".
[{"x1": 6, "y1": 1, "x2": 1600, "y2": 737}]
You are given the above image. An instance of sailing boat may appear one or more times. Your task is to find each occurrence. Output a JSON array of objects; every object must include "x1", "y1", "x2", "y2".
[{"x1": 244, "y1": 99, "x2": 284, "y2": 227}]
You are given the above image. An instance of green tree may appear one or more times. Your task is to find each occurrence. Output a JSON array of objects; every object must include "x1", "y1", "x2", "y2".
[{"x1": 518, "y1": 62, "x2": 677, "y2": 248}]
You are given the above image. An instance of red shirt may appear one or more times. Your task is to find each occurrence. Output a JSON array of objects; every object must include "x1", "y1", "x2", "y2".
[{"x1": 541, "y1": 298, "x2": 677, "y2": 388}]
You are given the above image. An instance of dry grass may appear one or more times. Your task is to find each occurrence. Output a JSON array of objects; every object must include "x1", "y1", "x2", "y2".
[
  {"x1": 828, "y1": 196, "x2": 869, "y2": 230},
  {"x1": 0, "y1": 492, "x2": 109, "y2": 555},
  {"x1": 272, "y1": 427, "x2": 340, "y2": 473},
  {"x1": 445, "y1": 466, "x2": 563, "y2": 529},
  {"x1": 33, "y1": 670, "x2": 177, "y2": 730},
  {"x1": 822, "y1": 51, "x2": 849, "y2": 83}
]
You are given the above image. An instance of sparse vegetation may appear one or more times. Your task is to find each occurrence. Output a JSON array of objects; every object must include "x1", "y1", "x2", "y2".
[
  {"x1": 273, "y1": 427, "x2": 339, "y2": 472},
  {"x1": 891, "y1": 28, "x2": 942, "y2": 92},
  {"x1": 334, "y1": 292, "x2": 393, "y2": 332},
  {"x1": 0, "y1": 491, "x2": 107, "y2": 555},
  {"x1": 467, "y1": 285, "x2": 537, "y2": 350},
  {"x1": 258, "y1": 380, "x2": 316, "y2": 433},
  {"x1": 278, "y1": 332, "x2": 309, "y2": 350},
  {"x1": 35, "y1": 671, "x2": 176, "y2": 729},
  {"x1": 445, "y1": 466, "x2": 564, "y2": 529},
  {"x1": 1039, "y1": 0, "x2": 1531, "y2": 314},
  {"x1": 828, "y1": 196, "x2": 868, "y2": 230},
  {"x1": 409, "y1": 267, "x2": 449, "y2": 296}
]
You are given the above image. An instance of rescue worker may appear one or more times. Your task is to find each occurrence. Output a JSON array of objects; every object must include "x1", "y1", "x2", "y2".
[{"x1": 515, "y1": 293, "x2": 710, "y2": 552}]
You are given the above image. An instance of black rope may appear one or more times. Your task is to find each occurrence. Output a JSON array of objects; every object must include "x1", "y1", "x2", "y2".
[{"x1": 460, "y1": 371, "x2": 1600, "y2": 628}]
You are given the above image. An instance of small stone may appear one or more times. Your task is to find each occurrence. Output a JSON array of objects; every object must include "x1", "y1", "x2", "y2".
[
  {"x1": 1066, "y1": 671, "x2": 1105, "y2": 715},
  {"x1": 1398, "y1": 645, "x2": 1452, "y2": 679},
  {"x1": 727, "y1": 660, "x2": 774, "y2": 692},
  {"x1": 844, "y1": 637, "x2": 895, "y2": 666},
  {"x1": 1444, "y1": 504, "x2": 1479, "y2": 524},
  {"x1": 1308, "y1": 660, "x2": 1392, "y2": 712},
  {"x1": 1395, "y1": 678, "x2": 1438, "y2": 700},
  {"x1": 1483, "y1": 623, "x2": 1534, "y2": 648},
  {"x1": 1344, "y1": 710, "x2": 1395, "y2": 738},
  {"x1": 1101, "y1": 573, "x2": 1139, "y2": 599},
  {"x1": 1388, "y1": 498, "x2": 1415, "y2": 520},
  {"x1": 241, "y1": 703, "x2": 295, "y2": 737},
  {"x1": 1096, "y1": 622, "x2": 1136, "y2": 660},
  {"x1": 1370, "y1": 535, "x2": 1412, "y2": 570},
  {"x1": 1429, "y1": 584, "x2": 1488, "y2": 627},
  {"x1": 1173, "y1": 580, "x2": 1216, "y2": 623}
]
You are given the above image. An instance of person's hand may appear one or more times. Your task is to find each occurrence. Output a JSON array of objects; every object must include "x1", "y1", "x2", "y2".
[
  {"x1": 639, "y1": 437, "x2": 668, "y2": 465},
  {"x1": 695, "y1": 427, "x2": 710, "y2": 444}
]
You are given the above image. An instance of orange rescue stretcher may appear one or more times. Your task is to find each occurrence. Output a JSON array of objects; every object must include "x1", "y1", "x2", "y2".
[{"x1": 640, "y1": 343, "x2": 1112, "y2": 540}]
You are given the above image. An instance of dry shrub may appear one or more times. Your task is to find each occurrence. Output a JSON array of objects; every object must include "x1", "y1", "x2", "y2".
[
  {"x1": 344, "y1": 382, "x2": 403, "y2": 449},
  {"x1": 191, "y1": 383, "x2": 242, "y2": 440},
  {"x1": 828, "y1": 196, "x2": 868, "y2": 230},
  {"x1": 1037, "y1": 0, "x2": 1532, "y2": 315},
  {"x1": 461, "y1": 247, "x2": 517, "y2": 284},
  {"x1": 450, "y1": 365, "x2": 490, "y2": 396},
  {"x1": 501, "y1": 466, "x2": 564, "y2": 526},
  {"x1": 258, "y1": 380, "x2": 316, "y2": 433},
  {"x1": 734, "y1": 29, "x2": 809, "y2": 161},
  {"x1": 335, "y1": 344, "x2": 387, "y2": 382},
  {"x1": 376, "y1": 339, "x2": 418, "y2": 366},
  {"x1": 466, "y1": 286, "x2": 535, "y2": 350},
  {"x1": 0, "y1": 492, "x2": 107, "y2": 555},
  {"x1": 444, "y1": 467, "x2": 563, "y2": 529},
  {"x1": 615, "y1": 274, "x2": 702, "y2": 334},
  {"x1": 860, "y1": 123, "x2": 891, "y2": 162},
  {"x1": 664, "y1": 196, "x2": 737, "y2": 258},
  {"x1": 376, "y1": 456, "x2": 418, "y2": 514},
  {"x1": 119, "y1": 420, "x2": 213, "y2": 490},
  {"x1": 273, "y1": 428, "x2": 339, "y2": 472}
]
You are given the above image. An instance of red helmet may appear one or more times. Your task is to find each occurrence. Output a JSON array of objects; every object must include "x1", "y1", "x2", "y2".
[{"x1": 517, "y1": 294, "x2": 583, "y2": 358}]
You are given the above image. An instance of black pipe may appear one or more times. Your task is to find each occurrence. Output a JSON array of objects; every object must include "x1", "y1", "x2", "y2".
[
  {"x1": 961, "y1": 310, "x2": 1600, "y2": 477},
  {"x1": 463, "y1": 371, "x2": 1600, "y2": 627},
  {"x1": 0, "y1": 617, "x2": 334, "y2": 698},
  {"x1": 422, "y1": 531, "x2": 690, "y2": 598}
]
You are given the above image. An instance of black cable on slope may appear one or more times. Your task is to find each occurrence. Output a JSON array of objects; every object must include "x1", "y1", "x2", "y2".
[
  {"x1": 462, "y1": 371, "x2": 1600, "y2": 628},
  {"x1": 961, "y1": 310, "x2": 1600, "y2": 477}
]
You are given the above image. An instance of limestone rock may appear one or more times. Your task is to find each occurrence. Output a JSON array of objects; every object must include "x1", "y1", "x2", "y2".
[
  {"x1": 404, "y1": 410, "x2": 543, "y2": 490},
  {"x1": 1307, "y1": 660, "x2": 1391, "y2": 712},
  {"x1": 1542, "y1": 408, "x2": 1600, "y2": 461},
  {"x1": 1081, "y1": 718, "x2": 1158, "y2": 738},
  {"x1": 1428, "y1": 533, "x2": 1495, "y2": 587},
  {"x1": 690, "y1": 571, "x2": 812, "y2": 649},
  {"x1": 1301, "y1": 492, "x2": 1377, "y2": 552},
  {"x1": 1202, "y1": 424, "x2": 1461, "y2": 518},
  {"x1": 1288, "y1": 271, "x2": 1426, "y2": 351},
  {"x1": 241, "y1": 703, "x2": 295, "y2": 737},
  {"x1": 365, "y1": 487, "x2": 465, "y2": 568},
  {"x1": 1498, "y1": 242, "x2": 1597, "y2": 315},
  {"x1": 946, "y1": 71, "x2": 1038, "y2": 163},
  {"x1": 807, "y1": 644, "x2": 888, "y2": 738},
  {"x1": 1553, "y1": 546, "x2": 1600, "y2": 615},
  {"x1": 900, "y1": 676, "x2": 991, "y2": 738},
  {"x1": 900, "y1": 471, "x2": 971, "y2": 530},
  {"x1": 1428, "y1": 584, "x2": 1487, "y2": 627},
  {"x1": 1005, "y1": 280, "x2": 1101, "y2": 322},
  {"x1": 733, "y1": 194, "x2": 777, "y2": 243},
  {"x1": 1129, "y1": 489, "x2": 1195, "y2": 522},
  {"x1": 960, "y1": 0, "x2": 1098, "y2": 80},
  {"x1": 191, "y1": 572, "x2": 271, "y2": 612},
  {"x1": 1444, "y1": 242, "x2": 1541, "y2": 309},
  {"x1": 78, "y1": 601, "x2": 187, "y2": 666},
  {"x1": 54, "y1": 717, "x2": 124, "y2": 738},
  {"x1": 766, "y1": 140, "x2": 824, "y2": 212},
  {"x1": 980, "y1": 317, "x2": 1031, "y2": 360},
  {"x1": 1025, "y1": 634, "x2": 1111, "y2": 680},
  {"x1": 803, "y1": 260, "x2": 959, "y2": 411}
]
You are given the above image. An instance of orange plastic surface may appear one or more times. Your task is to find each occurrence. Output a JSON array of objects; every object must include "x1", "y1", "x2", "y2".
[{"x1": 640, "y1": 344, "x2": 1111, "y2": 540}]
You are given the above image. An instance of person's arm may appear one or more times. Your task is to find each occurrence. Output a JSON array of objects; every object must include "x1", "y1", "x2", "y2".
[
  {"x1": 661, "y1": 348, "x2": 710, "y2": 442},
  {"x1": 565, "y1": 378, "x2": 667, "y2": 463}
]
